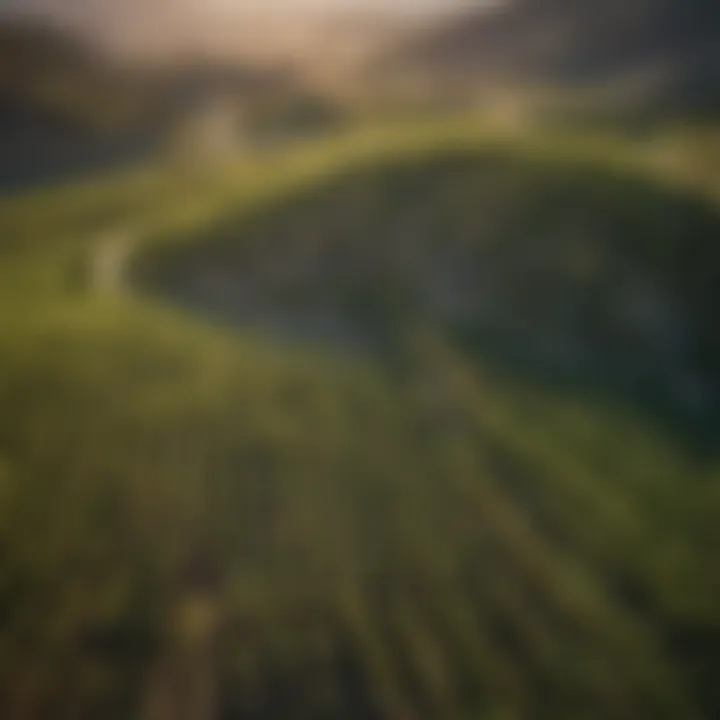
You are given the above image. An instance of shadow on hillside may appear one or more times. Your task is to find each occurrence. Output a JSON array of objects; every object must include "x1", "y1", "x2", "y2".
[{"x1": 130, "y1": 149, "x2": 720, "y2": 443}]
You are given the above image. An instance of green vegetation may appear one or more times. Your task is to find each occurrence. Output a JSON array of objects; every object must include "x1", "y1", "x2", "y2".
[{"x1": 0, "y1": 120, "x2": 718, "y2": 719}]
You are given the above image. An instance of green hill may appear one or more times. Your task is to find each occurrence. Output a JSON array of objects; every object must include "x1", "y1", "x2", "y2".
[{"x1": 0, "y1": 120, "x2": 718, "y2": 719}]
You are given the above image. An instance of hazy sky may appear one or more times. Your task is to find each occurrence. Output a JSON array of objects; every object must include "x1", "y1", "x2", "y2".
[
  {"x1": 0, "y1": 0, "x2": 473, "y2": 21},
  {"x1": 0, "y1": 0, "x2": 479, "y2": 58}
]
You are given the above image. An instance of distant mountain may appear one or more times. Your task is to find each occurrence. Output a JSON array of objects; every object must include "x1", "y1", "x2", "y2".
[
  {"x1": 0, "y1": 20, "x2": 300, "y2": 131},
  {"x1": 0, "y1": 21, "x2": 144, "y2": 131},
  {"x1": 0, "y1": 20, "x2": 300, "y2": 191},
  {"x1": 377, "y1": 0, "x2": 720, "y2": 114}
]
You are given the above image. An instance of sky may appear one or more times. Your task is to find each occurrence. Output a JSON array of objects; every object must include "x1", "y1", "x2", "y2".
[
  {"x1": 0, "y1": 0, "x2": 477, "y2": 56},
  {"x1": 0, "y1": 0, "x2": 474, "y2": 22}
]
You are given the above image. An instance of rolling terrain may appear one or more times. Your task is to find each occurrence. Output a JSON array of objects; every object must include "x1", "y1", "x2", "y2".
[
  {"x1": 379, "y1": 0, "x2": 720, "y2": 115},
  {"x1": 0, "y1": 120, "x2": 719, "y2": 719}
]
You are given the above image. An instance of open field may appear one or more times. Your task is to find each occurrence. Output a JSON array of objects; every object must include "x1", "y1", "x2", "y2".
[{"x1": 0, "y1": 119, "x2": 719, "y2": 719}]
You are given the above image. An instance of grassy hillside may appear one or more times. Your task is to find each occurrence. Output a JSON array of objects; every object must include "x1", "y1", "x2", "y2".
[{"x1": 0, "y1": 120, "x2": 718, "y2": 719}]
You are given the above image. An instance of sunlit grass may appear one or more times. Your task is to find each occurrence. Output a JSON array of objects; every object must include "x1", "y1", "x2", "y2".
[{"x1": 0, "y1": 117, "x2": 718, "y2": 719}]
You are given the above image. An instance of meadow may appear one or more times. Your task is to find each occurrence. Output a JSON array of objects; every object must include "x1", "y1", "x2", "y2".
[{"x1": 0, "y1": 118, "x2": 718, "y2": 719}]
